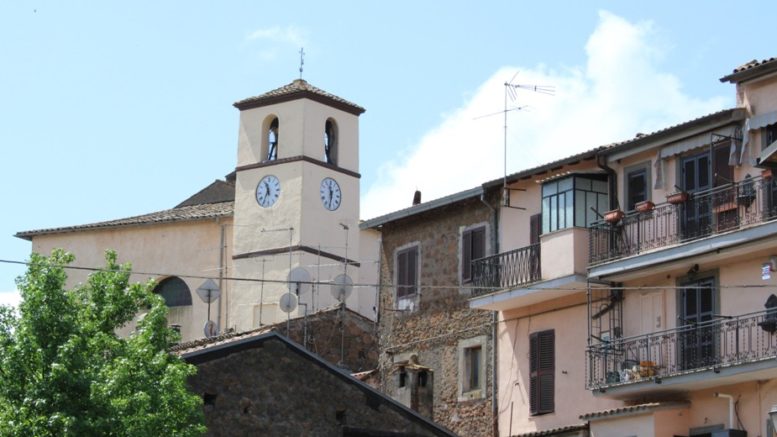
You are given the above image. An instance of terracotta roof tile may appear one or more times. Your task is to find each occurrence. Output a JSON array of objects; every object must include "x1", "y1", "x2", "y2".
[
  {"x1": 512, "y1": 423, "x2": 588, "y2": 436},
  {"x1": 720, "y1": 56, "x2": 777, "y2": 83},
  {"x1": 233, "y1": 79, "x2": 366, "y2": 115},
  {"x1": 15, "y1": 201, "x2": 233, "y2": 240},
  {"x1": 579, "y1": 401, "x2": 689, "y2": 421}
]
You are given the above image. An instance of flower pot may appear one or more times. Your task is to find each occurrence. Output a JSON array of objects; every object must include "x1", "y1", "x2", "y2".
[
  {"x1": 604, "y1": 209, "x2": 624, "y2": 224},
  {"x1": 763, "y1": 168, "x2": 774, "y2": 180},
  {"x1": 667, "y1": 192, "x2": 689, "y2": 205},
  {"x1": 635, "y1": 200, "x2": 655, "y2": 213}
]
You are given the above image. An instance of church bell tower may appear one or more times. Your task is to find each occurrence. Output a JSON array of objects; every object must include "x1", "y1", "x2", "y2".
[{"x1": 229, "y1": 79, "x2": 367, "y2": 331}]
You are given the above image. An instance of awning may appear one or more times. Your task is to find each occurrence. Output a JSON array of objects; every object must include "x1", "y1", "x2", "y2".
[
  {"x1": 757, "y1": 139, "x2": 777, "y2": 168},
  {"x1": 750, "y1": 110, "x2": 777, "y2": 130},
  {"x1": 658, "y1": 125, "x2": 737, "y2": 159}
]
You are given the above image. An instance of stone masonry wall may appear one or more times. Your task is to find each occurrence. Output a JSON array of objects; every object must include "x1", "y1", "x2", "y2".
[
  {"x1": 377, "y1": 197, "x2": 496, "y2": 437},
  {"x1": 188, "y1": 337, "x2": 450, "y2": 436}
]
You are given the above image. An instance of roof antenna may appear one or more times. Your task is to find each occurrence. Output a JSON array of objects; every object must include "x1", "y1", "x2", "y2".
[
  {"x1": 503, "y1": 74, "x2": 554, "y2": 208},
  {"x1": 475, "y1": 72, "x2": 554, "y2": 209},
  {"x1": 299, "y1": 47, "x2": 305, "y2": 79}
]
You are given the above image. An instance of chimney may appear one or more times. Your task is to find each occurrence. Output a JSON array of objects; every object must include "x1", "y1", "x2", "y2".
[{"x1": 413, "y1": 190, "x2": 422, "y2": 205}]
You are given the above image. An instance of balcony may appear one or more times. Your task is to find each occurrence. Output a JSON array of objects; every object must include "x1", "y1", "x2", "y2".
[
  {"x1": 589, "y1": 176, "x2": 777, "y2": 267},
  {"x1": 586, "y1": 309, "x2": 777, "y2": 397},
  {"x1": 471, "y1": 243, "x2": 540, "y2": 297}
]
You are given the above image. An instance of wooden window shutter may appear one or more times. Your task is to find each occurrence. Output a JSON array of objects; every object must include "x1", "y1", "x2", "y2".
[
  {"x1": 397, "y1": 249, "x2": 409, "y2": 298},
  {"x1": 407, "y1": 247, "x2": 417, "y2": 296},
  {"x1": 462, "y1": 226, "x2": 486, "y2": 283},
  {"x1": 529, "y1": 214, "x2": 541, "y2": 245},
  {"x1": 462, "y1": 229, "x2": 473, "y2": 282},
  {"x1": 530, "y1": 330, "x2": 554, "y2": 415}
]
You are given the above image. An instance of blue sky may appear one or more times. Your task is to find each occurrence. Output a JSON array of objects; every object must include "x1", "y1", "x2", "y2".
[{"x1": 2, "y1": 1, "x2": 776, "y2": 301}]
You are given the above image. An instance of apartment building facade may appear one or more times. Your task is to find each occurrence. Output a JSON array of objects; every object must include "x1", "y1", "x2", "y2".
[
  {"x1": 362, "y1": 190, "x2": 499, "y2": 437},
  {"x1": 469, "y1": 57, "x2": 777, "y2": 436}
]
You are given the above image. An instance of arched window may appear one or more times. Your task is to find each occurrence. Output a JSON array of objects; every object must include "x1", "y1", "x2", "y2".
[
  {"x1": 324, "y1": 119, "x2": 337, "y2": 165},
  {"x1": 267, "y1": 117, "x2": 279, "y2": 161},
  {"x1": 153, "y1": 276, "x2": 192, "y2": 307}
]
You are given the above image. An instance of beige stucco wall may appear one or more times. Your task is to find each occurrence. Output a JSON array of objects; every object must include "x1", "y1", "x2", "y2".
[
  {"x1": 497, "y1": 296, "x2": 622, "y2": 436},
  {"x1": 30, "y1": 218, "x2": 233, "y2": 343},
  {"x1": 540, "y1": 227, "x2": 589, "y2": 280},
  {"x1": 590, "y1": 413, "x2": 653, "y2": 437},
  {"x1": 236, "y1": 97, "x2": 359, "y2": 173}
]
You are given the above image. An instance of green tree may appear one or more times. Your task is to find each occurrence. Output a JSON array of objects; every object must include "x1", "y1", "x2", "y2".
[{"x1": 0, "y1": 249, "x2": 205, "y2": 436}]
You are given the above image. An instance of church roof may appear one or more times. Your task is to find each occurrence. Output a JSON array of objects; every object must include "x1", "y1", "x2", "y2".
[
  {"x1": 720, "y1": 56, "x2": 777, "y2": 83},
  {"x1": 233, "y1": 79, "x2": 366, "y2": 115},
  {"x1": 15, "y1": 201, "x2": 233, "y2": 241},
  {"x1": 175, "y1": 179, "x2": 235, "y2": 208}
]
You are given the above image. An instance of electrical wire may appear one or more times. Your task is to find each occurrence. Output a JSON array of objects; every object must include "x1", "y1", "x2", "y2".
[{"x1": 3, "y1": 257, "x2": 777, "y2": 292}]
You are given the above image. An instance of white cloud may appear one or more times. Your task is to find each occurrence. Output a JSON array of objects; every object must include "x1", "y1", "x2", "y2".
[
  {"x1": 246, "y1": 25, "x2": 308, "y2": 47},
  {"x1": 0, "y1": 290, "x2": 20, "y2": 309},
  {"x1": 361, "y1": 11, "x2": 728, "y2": 219}
]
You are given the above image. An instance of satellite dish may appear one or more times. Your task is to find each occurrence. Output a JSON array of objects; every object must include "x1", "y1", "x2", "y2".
[
  {"x1": 287, "y1": 267, "x2": 312, "y2": 296},
  {"x1": 330, "y1": 274, "x2": 353, "y2": 302},
  {"x1": 203, "y1": 320, "x2": 218, "y2": 338},
  {"x1": 196, "y1": 279, "x2": 221, "y2": 303},
  {"x1": 279, "y1": 292, "x2": 298, "y2": 313}
]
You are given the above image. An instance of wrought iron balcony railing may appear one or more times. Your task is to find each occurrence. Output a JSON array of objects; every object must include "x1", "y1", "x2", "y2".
[
  {"x1": 471, "y1": 243, "x2": 540, "y2": 297},
  {"x1": 589, "y1": 175, "x2": 777, "y2": 265},
  {"x1": 586, "y1": 309, "x2": 777, "y2": 390}
]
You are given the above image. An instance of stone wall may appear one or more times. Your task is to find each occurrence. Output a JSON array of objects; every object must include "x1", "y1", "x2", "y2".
[
  {"x1": 269, "y1": 306, "x2": 379, "y2": 373},
  {"x1": 188, "y1": 336, "x2": 453, "y2": 436},
  {"x1": 376, "y1": 197, "x2": 496, "y2": 437}
]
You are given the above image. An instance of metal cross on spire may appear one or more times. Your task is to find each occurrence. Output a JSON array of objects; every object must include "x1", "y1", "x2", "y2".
[{"x1": 299, "y1": 47, "x2": 305, "y2": 79}]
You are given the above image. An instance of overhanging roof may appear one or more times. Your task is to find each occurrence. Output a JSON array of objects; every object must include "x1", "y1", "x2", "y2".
[
  {"x1": 720, "y1": 56, "x2": 777, "y2": 83},
  {"x1": 234, "y1": 79, "x2": 366, "y2": 115},
  {"x1": 360, "y1": 186, "x2": 483, "y2": 229}
]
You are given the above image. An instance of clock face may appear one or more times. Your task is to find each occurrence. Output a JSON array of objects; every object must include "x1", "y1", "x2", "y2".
[
  {"x1": 256, "y1": 175, "x2": 280, "y2": 208},
  {"x1": 320, "y1": 177, "x2": 342, "y2": 211}
]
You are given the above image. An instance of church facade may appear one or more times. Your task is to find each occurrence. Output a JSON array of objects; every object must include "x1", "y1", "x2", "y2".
[{"x1": 17, "y1": 79, "x2": 380, "y2": 343}]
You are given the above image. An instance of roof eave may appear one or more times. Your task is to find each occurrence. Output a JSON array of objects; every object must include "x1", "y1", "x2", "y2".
[
  {"x1": 360, "y1": 186, "x2": 484, "y2": 229},
  {"x1": 603, "y1": 108, "x2": 745, "y2": 162},
  {"x1": 234, "y1": 90, "x2": 366, "y2": 116},
  {"x1": 720, "y1": 61, "x2": 777, "y2": 84}
]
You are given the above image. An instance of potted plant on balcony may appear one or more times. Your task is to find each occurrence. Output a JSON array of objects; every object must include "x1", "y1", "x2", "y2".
[
  {"x1": 635, "y1": 200, "x2": 655, "y2": 213},
  {"x1": 763, "y1": 168, "x2": 774, "y2": 180},
  {"x1": 666, "y1": 191, "x2": 689, "y2": 205},
  {"x1": 604, "y1": 209, "x2": 624, "y2": 224}
]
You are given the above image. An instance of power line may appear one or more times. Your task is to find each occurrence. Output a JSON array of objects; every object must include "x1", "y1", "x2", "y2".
[{"x1": 3, "y1": 256, "x2": 776, "y2": 292}]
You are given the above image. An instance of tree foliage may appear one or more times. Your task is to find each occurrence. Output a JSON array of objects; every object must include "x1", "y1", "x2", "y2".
[{"x1": 0, "y1": 249, "x2": 205, "y2": 436}]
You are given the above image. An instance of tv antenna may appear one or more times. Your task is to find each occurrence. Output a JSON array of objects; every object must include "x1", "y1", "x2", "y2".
[
  {"x1": 476, "y1": 72, "x2": 554, "y2": 209},
  {"x1": 196, "y1": 279, "x2": 221, "y2": 338},
  {"x1": 279, "y1": 292, "x2": 299, "y2": 336},
  {"x1": 330, "y1": 273, "x2": 353, "y2": 303}
]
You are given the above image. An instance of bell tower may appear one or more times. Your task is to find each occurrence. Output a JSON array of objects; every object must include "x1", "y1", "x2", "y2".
[{"x1": 228, "y1": 79, "x2": 367, "y2": 331}]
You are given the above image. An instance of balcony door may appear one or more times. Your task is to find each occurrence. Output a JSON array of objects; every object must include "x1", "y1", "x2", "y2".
[
  {"x1": 681, "y1": 153, "x2": 712, "y2": 239},
  {"x1": 679, "y1": 277, "x2": 717, "y2": 370}
]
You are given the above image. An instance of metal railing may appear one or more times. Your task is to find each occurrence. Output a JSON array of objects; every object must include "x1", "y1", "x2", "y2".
[
  {"x1": 586, "y1": 309, "x2": 777, "y2": 390},
  {"x1": 471, "y1": 243, "x2": 540, "y2": 297},
  {"x1": 589, "y1": 175, "x2": 777, "y2": 265}
]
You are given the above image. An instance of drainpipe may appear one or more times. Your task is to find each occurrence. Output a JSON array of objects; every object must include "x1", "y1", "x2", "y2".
[
  {"x1": 596, "y1": 153, "x2": 618, "y2": 211},
  {"x1": 480, "y1": 190, "x2": 499, "y2": 436},
  {"x1": 714, "y1": 392, "x2": 736, "y2": 430},
  {"x1": 218, "y1": 220, "x2": 226, "y2": 332}
]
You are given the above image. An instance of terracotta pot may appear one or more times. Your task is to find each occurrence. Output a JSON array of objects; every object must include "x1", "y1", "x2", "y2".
[
  {"x1": 667, "y1": 192, "x2": 689, "y2": 205},
  {"x1": 635, "y1": 200, "x2": 655, "y2": 213},
  {"x1": 763, "y1": 168, "x2": 774, "y2": 180},
  {"x1": 604, "y1": 209, "x2": 624, "y2": 224}
]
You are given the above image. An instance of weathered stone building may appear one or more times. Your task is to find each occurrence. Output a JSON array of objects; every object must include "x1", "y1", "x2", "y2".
[
  {"x1": 362, "y1": 188, "x2": 498, "y2": 437},
  {"x1": 172, "y1": 305, "x2": 379, "y2": 373},
  {"x1": 178, "y1": 331, "x2": 456, "y2": 437}
]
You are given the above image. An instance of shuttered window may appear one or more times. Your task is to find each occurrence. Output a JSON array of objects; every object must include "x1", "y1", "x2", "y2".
[
  {"x1": 396, "y1": 246, "x2": 418, "y2": 298},
  {"x1": 530, "y1": 330, "x2": 554, "y2": 415},
  {"x1": 462, "y1": 226, "x2": 486, "y2": 283}
]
